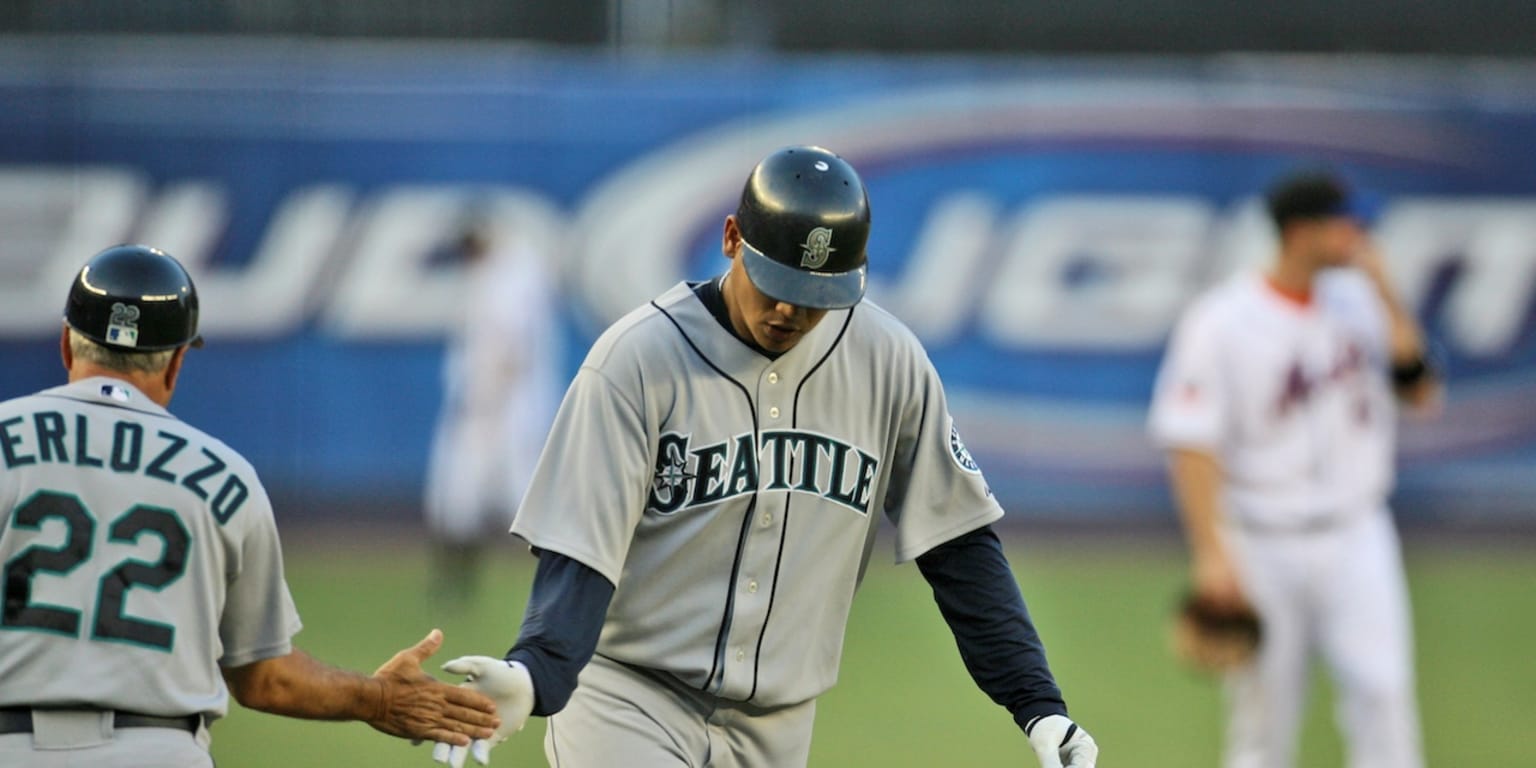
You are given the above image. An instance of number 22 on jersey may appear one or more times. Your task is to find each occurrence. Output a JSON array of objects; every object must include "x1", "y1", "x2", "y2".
[{"x1": 2, "y1": 490, "x2": 190, "y2": 652}]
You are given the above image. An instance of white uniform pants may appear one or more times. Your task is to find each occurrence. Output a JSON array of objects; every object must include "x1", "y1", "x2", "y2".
[
  {"x1": 546, "y1": 654, "x2": 817, "y2": 768},
  {"x1": 0, "y1": 711, "x2": 212, "y2": 768},
  {"x1": 1224, "y1": 508, "x2": 1423, "y2": 768}
]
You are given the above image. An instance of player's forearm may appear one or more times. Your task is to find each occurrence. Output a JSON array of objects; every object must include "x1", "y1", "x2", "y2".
[
  {"x1": 1356, "y1": 249, "x2": 1427, "y2": 363},
  {"x1": 1168, "y1": 448, "x2": 1227, "y2": 560},
  {"x1": 915, "y1": 526, "x2": 1067, "y2": 729},
  {"x1": 1378, "y1": 288, "x2": 1428, "y2": 367},
  {"x1": 1360, "y1": 265, "x2": 1443, "y2": 407},
  {"x1": 505, "y1": 550, "x2": 615, "y2": 716},
  {"x1": 223, "y1": 648, "x2": 385, "y2": 721}
]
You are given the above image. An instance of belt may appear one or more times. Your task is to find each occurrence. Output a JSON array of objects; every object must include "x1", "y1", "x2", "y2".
[
  {"x1": 1233, "y1": 515, "x2": 1345, "y2": 535},
  {"x1": 0, "y1": 708, "x2": 202, "y2": 736}
]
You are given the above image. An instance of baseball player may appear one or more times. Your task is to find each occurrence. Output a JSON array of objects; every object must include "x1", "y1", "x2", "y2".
[
  {"x1": 431, "y1": 146, "x2": 1098, "y2": 768},
  {"x1": 0, "y1": 245, "x2": 500, "y2": 767},
  {"x1": 424, "y1": 222, "x2": 561, "y2": 602},
  {"x1": 1149, "y1": 171, "x2": 1440, "y2": 768}
]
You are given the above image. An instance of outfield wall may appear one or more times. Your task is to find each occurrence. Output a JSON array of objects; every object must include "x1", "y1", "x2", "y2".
[{"x1": 2, "y1": 39, "x2": 1533, "y2": 522}]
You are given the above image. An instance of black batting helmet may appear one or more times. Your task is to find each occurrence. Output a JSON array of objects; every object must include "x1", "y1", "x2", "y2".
[
  {"x1": 735, "y1": 146, "x2": 870, "y2": 310},
  {"x1": 64, "y1": 244, "x2": 203, "y2": 352}
]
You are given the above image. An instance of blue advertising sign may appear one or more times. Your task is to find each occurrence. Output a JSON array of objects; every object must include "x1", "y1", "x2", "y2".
[{"x1": 2, "y1": 41, "x2": 1533, "y2": 520}]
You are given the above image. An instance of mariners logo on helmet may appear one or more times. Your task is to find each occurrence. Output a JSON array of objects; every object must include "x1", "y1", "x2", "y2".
[
  {"x1": 733, "y1": 146, "x2": 870, "y2": 310},
  {"x1": 799, "y1": 227, "x2": 836, "y2": 269}
]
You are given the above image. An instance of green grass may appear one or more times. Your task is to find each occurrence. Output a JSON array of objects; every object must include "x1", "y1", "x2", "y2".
[{"x1": 209, "y1": 531, "x2": 1536, "y2": 767}]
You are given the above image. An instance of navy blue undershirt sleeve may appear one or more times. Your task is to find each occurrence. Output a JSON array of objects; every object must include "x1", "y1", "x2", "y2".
[
  {"x1": 915, "y1": 525, "x2": 1068, "y2": 731},
  {"x1": 504, "y1": 550, "x2": 615, "y2": 716}
]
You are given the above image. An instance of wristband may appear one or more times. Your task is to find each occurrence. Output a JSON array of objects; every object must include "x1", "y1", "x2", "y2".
[{"x1": 1391, "y1": 355, "x2": 1430, "y2": 387}]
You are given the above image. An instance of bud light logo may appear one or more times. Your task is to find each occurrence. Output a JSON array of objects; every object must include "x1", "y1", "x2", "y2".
[{"x1": 570, "y1": 77, "x2": 1536, "y2": 507}]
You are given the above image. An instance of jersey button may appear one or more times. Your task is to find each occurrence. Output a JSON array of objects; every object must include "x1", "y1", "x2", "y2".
[
  {"x1": 768, "y1": 406, "x2": 780, "y2": 419},
  {"x1": 768, "y1": 372, "x2": 779, "y2": 384},
  {"x1": 736, "y1": 649, "x2": 746, "y2": 662},
  {"x1": 760, "y1": 512, "x2": 772, "y2": 527},
  {"x1": 747, "y1": 580, "x2": 759, "y2": 593}
]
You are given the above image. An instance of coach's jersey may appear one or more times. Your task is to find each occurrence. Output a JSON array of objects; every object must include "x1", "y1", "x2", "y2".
[
  {"x1": 1149, "y1": 270, "x2": 1396, "y2": 527},
  {"x1": 511, "y1": 281, "x2": 1002, "y2": 707},
  {"x1": 0, "y1": 377, "x2": 301, "y2": 718}
]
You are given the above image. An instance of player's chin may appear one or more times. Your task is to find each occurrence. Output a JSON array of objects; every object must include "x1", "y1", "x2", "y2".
[{"x1": 759, "y1": 324, "x2": 803, "y2": 351}]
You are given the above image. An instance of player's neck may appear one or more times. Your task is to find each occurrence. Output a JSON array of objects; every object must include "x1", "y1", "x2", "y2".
[
  {"x1": 1265, "y1": 255, "x2": 1317, "y2": 307},
  {"x1": 67, "y1": 361, "x2": 178, "y2": 407},
  {"x1": 719, "y1": 272, "x2": 751, "y2": 340},
  {"x1": 718, "y1": 272, "x2": 773, "y2": 353}
]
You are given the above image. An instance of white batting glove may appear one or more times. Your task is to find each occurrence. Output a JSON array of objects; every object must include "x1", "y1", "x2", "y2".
[
  {"x1": 431, "y1": 657, "x2": 535, "y2": 767},
  {"x1": 1025, "y1": 714, "x2": 1098, "y2": 768}
]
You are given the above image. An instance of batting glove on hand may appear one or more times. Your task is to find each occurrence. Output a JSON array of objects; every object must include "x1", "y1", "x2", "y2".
[
  {"x1": 1025, "y1": 714, "x2": 1098, "y2": 768},
  {"x1": 431, "y1": 657, "x2": 535, "y2": 767}
]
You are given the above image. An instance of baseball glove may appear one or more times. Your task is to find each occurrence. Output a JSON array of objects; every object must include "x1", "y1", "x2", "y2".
[{"x1": 1170, "y1": 591, "x2": 1262, "y2": 673}]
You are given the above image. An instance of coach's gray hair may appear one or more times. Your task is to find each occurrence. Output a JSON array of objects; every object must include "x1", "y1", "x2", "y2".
[{"x1": 67, "y1": 328, "x2": 176, "y2": 374}]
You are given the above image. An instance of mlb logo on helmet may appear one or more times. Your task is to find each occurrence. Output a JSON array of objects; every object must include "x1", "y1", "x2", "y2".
[{"x1": 106, "y1": 326, "x2": 138, "y2": 346}]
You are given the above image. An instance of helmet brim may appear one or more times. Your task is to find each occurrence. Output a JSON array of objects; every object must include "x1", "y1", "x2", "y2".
[
  {"x1": 739, "y1": 239, "x2": 866, "y2": 310},
  {"x1": 64, "y1": 316, "x2": 204, "y2": 352}
]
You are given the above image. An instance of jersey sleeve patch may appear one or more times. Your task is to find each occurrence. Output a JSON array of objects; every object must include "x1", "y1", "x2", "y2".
[{"x1": 948, "y1": 418, "x2": 981, "y2": 474}]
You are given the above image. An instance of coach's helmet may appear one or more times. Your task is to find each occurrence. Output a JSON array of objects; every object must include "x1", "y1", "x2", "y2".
[
  {"x1": 64, "y1": 244, "x2": 203, "y2": 351},
  {"x1": 735, "y1": 145, "x2": 870, "y2": 310}
]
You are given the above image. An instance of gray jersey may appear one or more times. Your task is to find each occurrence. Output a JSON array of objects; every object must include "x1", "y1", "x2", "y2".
[
  {"x1": 511, "y1": 281, "x2": 1001, "y2": 707},
  {"x1": 0, "y1": 377, "x2": 301, "y2": 719}
]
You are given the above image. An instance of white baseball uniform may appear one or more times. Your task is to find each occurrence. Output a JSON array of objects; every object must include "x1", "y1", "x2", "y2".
[
  {"x1": 0, "y1": 377, "x2": 302, "y2": 766},
  {"x1": 425, "y1": 242, "x2": 561, "y2": 542},
  {"x1": 509, "y1": 279, "x2": 1004, "y2": 765},
  {"x1": 1149, "y1": 269, "x2": 1423, "y2": 768}
]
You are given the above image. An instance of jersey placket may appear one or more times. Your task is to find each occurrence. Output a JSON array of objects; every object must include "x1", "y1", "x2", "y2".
[{"x1": 712, "y1": 363, "x2": 789, "y2": 700}]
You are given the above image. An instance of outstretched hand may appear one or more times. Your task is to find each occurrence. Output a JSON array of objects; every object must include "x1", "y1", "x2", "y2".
[
  {"x1": 367, "y1": 629, "x2": 501, "y2": 746},
  {"x1": 432, "y1": 656, "x2": 536, "y2": 767}
]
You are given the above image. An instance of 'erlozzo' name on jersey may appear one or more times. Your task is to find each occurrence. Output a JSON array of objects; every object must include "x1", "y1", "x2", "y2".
[
  {"x1": 0, "y1": 411, "x2": 251, "y2": 524},
  {"x1": 646, "y1": 429, "x2": 880, "y2": 516}
]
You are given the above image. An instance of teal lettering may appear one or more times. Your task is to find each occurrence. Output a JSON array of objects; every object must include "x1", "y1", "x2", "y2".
[
  {"x1": 74, "y1": 415, "x2": 103, "y2": 468},
  {"x1": 0, "y1": 415, "x2": 35, "y2": 468},
  {"x1": 645, "y1": 429, "x2": 878, "y2": 515},
  {"x1": 794, "y1": 435, "x2": 832, "y2": 493},
  {"x1": 824, "y1": 441, "x2": 859, "y2": 508},
  {"x1": 646, "y1": 433, "x2": 694, "y2": 515},
  {"x1": 145, "y1": 431, "x2": 187, "y2": 484},
  {"x1": 726, "y1": 434, "x2": 758, "y2": 496},
  {"x1": 688, "y1": 442, "x2": 731, "y2": 506},
  {"x1": 180, "y1": 449, "x2": 226, "y2": 500},
  {"x1": 852, "y1": 450, "x2": 879, "y2": 512},
  {"x1": 762, "y1": 431, "x2": 797, "y2": 490},
  {"x1": 109, "y1": 422, "x2": 143, "y2": 472},
  {"x1": 211, "y1": 475, "x2": 249, "y2": 524},
  {"x1": 33, "y1": 412, "x2": 68, "y2": 463}
]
